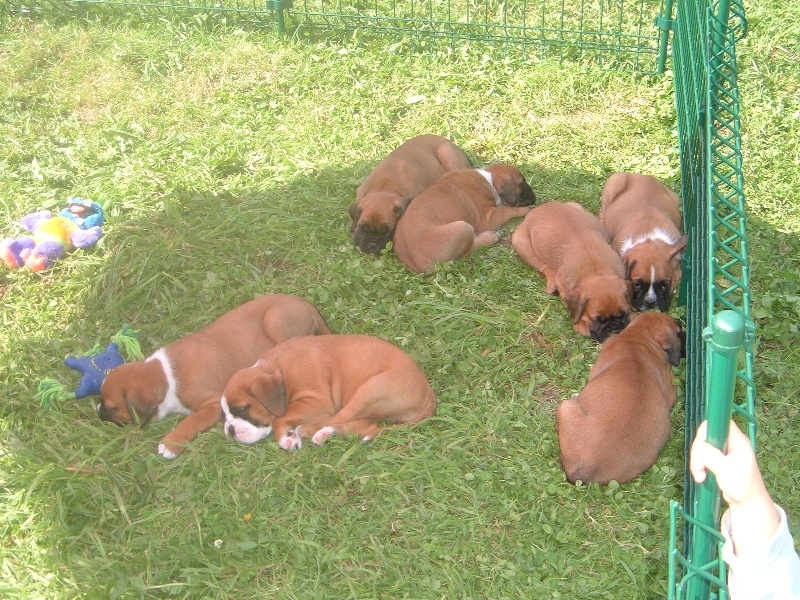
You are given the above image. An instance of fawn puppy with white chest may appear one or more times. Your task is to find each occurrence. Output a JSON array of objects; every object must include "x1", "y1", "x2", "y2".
[
  {"x1": 600, "y1": 172, "x2": 688, "y2": 312},
  {"x1": 99, "y1": 294, "x2": 330, "y2": 458},
  {"x1": 392, "y1": 163, "x2": 536, "y2": 273}
]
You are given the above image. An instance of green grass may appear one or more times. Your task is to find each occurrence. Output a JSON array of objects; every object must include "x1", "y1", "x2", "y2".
[{"x1": 1, "y1": 1, "x2": 798, "y2": 597}]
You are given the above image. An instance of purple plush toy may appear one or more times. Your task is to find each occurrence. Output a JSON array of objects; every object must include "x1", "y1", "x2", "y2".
[{"x1": 1, "y1": 198, "x2": 105, "y2": 271}]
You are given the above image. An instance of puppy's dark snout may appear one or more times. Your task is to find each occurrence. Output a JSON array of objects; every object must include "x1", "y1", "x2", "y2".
[
  {"x1": 97, "y1": 404, "x2": 115, "y2": 423},
  {"x1": 227, "y1": 424, "x2": 237, "y2": 438},
  {"x1": 517, "y1": 182, "x2": 536, "y2": 206}
]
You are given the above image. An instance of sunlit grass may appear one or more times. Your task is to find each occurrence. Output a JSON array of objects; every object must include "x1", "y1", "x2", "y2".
[{"x1": 1, "y1": 1, "x2": 798, "y2": 597}]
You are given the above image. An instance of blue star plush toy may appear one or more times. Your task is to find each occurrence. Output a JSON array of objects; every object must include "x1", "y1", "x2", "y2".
[
  {"x1": 37, "y1": 326, "x2": 144, "y2": 409},
  {"x1": 64, "y1": 342, "x2": 126, "y2": 399}
]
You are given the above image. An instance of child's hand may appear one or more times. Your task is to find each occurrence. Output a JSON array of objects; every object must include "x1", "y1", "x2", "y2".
[
  {"x1": 690, "y1": 420, "x2": 780, "y2": 556},
  {"x1": 690, "y1": 420, "x2": 767, "y2": 507}
]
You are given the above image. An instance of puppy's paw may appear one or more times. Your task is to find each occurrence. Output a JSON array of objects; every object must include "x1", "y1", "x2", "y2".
[
  {"x1": 498, "y1": 235, "x2": 513, "y2": 249},
  {"x1": 475, "y1": 230, "x2": 502, "y2": 248},
  {"x1": 158, "y1": 443, "x2": 181, "y2": 459},
  {"x1": 312, "y1": 426, "x2": 336, "y2": 445},
  {"x1": 278, "y1": 429, "x2": 302, "y2": 451}
]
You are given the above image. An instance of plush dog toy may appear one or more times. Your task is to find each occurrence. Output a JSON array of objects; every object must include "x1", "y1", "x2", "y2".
[
  {"x1": 37, "y1": 326, "x2": 144, "y2": 409},
  {"x1": 1, "y1": 198, "x2": 105, "y2": 271}
]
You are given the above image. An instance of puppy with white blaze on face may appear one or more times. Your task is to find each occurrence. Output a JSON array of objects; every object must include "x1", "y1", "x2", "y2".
[
  {"x1": 600, "y1": 172, "x2": 688, "y2": 312},
  {"x1": 220, "y1": 393, "x2": 273, "y2": 444},
  {"x1": 220, "y1": 334, "x2": 437, "y2": 451}
]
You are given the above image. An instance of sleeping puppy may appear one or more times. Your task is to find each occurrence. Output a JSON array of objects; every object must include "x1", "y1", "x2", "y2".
[
  {"x1": 221, "y1": 334, "x2": 436, "y2": 450},
  {"x1": 511, "y1": 201, "x2": 631, "y2": 342},
  {"x1": 599, "y1": 172, "x2": 688, "y2": 312},
  {"x1": 348, "y1": 134, "x2": 473, "y2": 255},
  {"x1": 555, "y1": 312, "x2": 685, "y2": 484},
  {"x1": 392, "y1": 164, "x2": 536, "y2": 273},
  {"x1": 98, "y1": 294, "x2": 330, "y2": 458}
]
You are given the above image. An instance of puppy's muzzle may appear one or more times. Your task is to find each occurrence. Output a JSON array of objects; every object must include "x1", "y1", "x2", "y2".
[
  {"x1": 589, "y1": 312, "x2": 629, "y2": 343},
  {"x1": 97, "y1": 403, "x2": 126, "y2": 426},
  {"x1": 632, "y1": 280, "x2": 672, "y2": 313},
  {"x1": 353, "y1": 223, "x2": 393, "y2": 255},
  {"x1": 515, "y1": 181, "x2": 537, "y2": 207}
]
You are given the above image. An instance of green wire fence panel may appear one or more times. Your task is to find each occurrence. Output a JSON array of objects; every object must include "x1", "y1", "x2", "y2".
[
  {"x1": 669, "y1": 0, "x2": 754, "y2": 598},
  {"x1": 10, "y1": 0, "x2": 671, "y2": 73}
]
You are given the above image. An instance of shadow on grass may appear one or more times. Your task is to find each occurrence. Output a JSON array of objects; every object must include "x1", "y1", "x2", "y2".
[{"x1": 2, "y1": 158, "x2": 696, "y2": 598}]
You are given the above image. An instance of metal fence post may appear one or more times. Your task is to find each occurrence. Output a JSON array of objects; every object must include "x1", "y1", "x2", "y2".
[
  {"x1": 268, "y1": 0, "x2": 292, "y2": 34},
  {"x1": 685, "y1": 309, "x2": 745, "y2": 600},
  {"x1": 655, "y1": 0, "x2": 676, "y2": 74}
]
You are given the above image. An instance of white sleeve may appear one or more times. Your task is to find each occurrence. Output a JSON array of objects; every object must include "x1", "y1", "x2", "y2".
[{"x1": 722, "y1": 505, "x2": 800, "y2": 600}]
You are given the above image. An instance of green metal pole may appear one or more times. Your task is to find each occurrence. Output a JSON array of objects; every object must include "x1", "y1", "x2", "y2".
[
  {"x1": 269, "y1": 0, "x2": 290, "y2": 34},
  {"x1": 685, "y1": 309, "x2": 745, "y2": 600},
  {"x1": 655, "y1": 0, "x2": 676, "y2": 74}
]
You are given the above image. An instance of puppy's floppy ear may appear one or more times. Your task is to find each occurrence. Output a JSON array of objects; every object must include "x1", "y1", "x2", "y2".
[
  {"x1": 347, "y1": 202, "x2": 362, "y2": 231},
  {"x1": 624, "y1": 258, "x2": 636, "y2": 280},
  {"x1": 392, "y1": 197, "x2": 411, "y2": 219},
  {"x1": 655, "y1": 321, "x2": 684, "y2": 366},
  {"x1": 121, "y1": 388, "x2": 158, "y2": 427},
  {"x1": 492, "y1": 170, "x2": 518, "y2": 206},
  {"x1": 670, "y1": 235, "x2": 689, "y2": 266},
  {"x1": 565, "y1": 290, "x2": 589, "y2": 325},
  {"x1": 246, "y1": 367, "x2": 288, "y2": 417}
]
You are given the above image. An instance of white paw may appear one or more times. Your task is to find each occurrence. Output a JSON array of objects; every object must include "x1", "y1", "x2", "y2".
[
  {"x1": 312, "y1": 426, "x2": 336, "y2": 445},
  {"x1": 158, "y1": 443, "x2": 178, "y2": 459},
  {"x1": 278, "y1": 429, "x2": 302, "y2": 451}
]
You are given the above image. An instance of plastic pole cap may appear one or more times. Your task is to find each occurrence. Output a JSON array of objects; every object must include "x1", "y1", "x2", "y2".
[{"x1": 710, "y1": 310, "x2": 746, "y2": 352}]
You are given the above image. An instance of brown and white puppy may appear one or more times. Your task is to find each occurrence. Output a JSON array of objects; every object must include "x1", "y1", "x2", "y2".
[
  {"x1": 555, "y1": 312, "x2": 684, "y2": 484},
  {"x1": 98, "y1": 294, "x2": 330, "y2": 458},
  {"x1": 348, "y1": 134, "x2": 473, "y2": 255},
  {"x1": 221, "y1": 334, "x2": 436, "y2": 450},
  {"x1": 600, "y1": 172, "x2": 688, "y2": 312},
  {"x1": 511, "y1": 201, "x2": 631, "y2": 342},
  {"x1": 392, "y1": 164, "x2": 536, "y2": 273}
]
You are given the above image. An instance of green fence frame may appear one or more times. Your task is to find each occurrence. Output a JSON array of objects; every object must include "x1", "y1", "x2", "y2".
[
  {"x1": 9, "y1": 0, "x2": 671, "y2": 73},
  {"x1": 5, "y1": 1, "x2": 756, "y2": 597},
  {"x1": 669, "y1": 0, "x2": 754, "y2": 598}
]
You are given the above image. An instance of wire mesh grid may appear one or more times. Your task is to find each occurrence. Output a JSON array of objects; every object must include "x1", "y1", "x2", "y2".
[
  {"x1": 669, "y1": 0, "x2": 752, "y2": 597},
  {"x1": 9, "y1": 0, "x2": 669, "y2": 72}
]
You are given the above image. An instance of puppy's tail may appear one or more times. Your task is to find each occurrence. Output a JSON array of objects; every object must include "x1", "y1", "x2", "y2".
[{"x1": 600, "y1": 172, "x2": 632, "y2": 208}]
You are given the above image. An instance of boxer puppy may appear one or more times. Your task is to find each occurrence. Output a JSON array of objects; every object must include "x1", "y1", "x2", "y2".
[
  {"x1": 599, "y1": 172, "x2": 688, "y2": 312},
  {"x1": 348, "y1": 134, "x2": 473, "y2": 255},
  {"x1": 392, "y1": 164, "x2": 536, "y2": 274},
  {"x1": 511, "y1": 201, "x2": 631, "y2": 342},
  {"x1": 555, "y1": 312, "x2": 685, "y2": 484},
  {"x1": 221, "y1": 334, "x2": 436, "y2": 450},
  {"x1": 98, "y1": 294, "x2": 330, "y2": 458}
]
